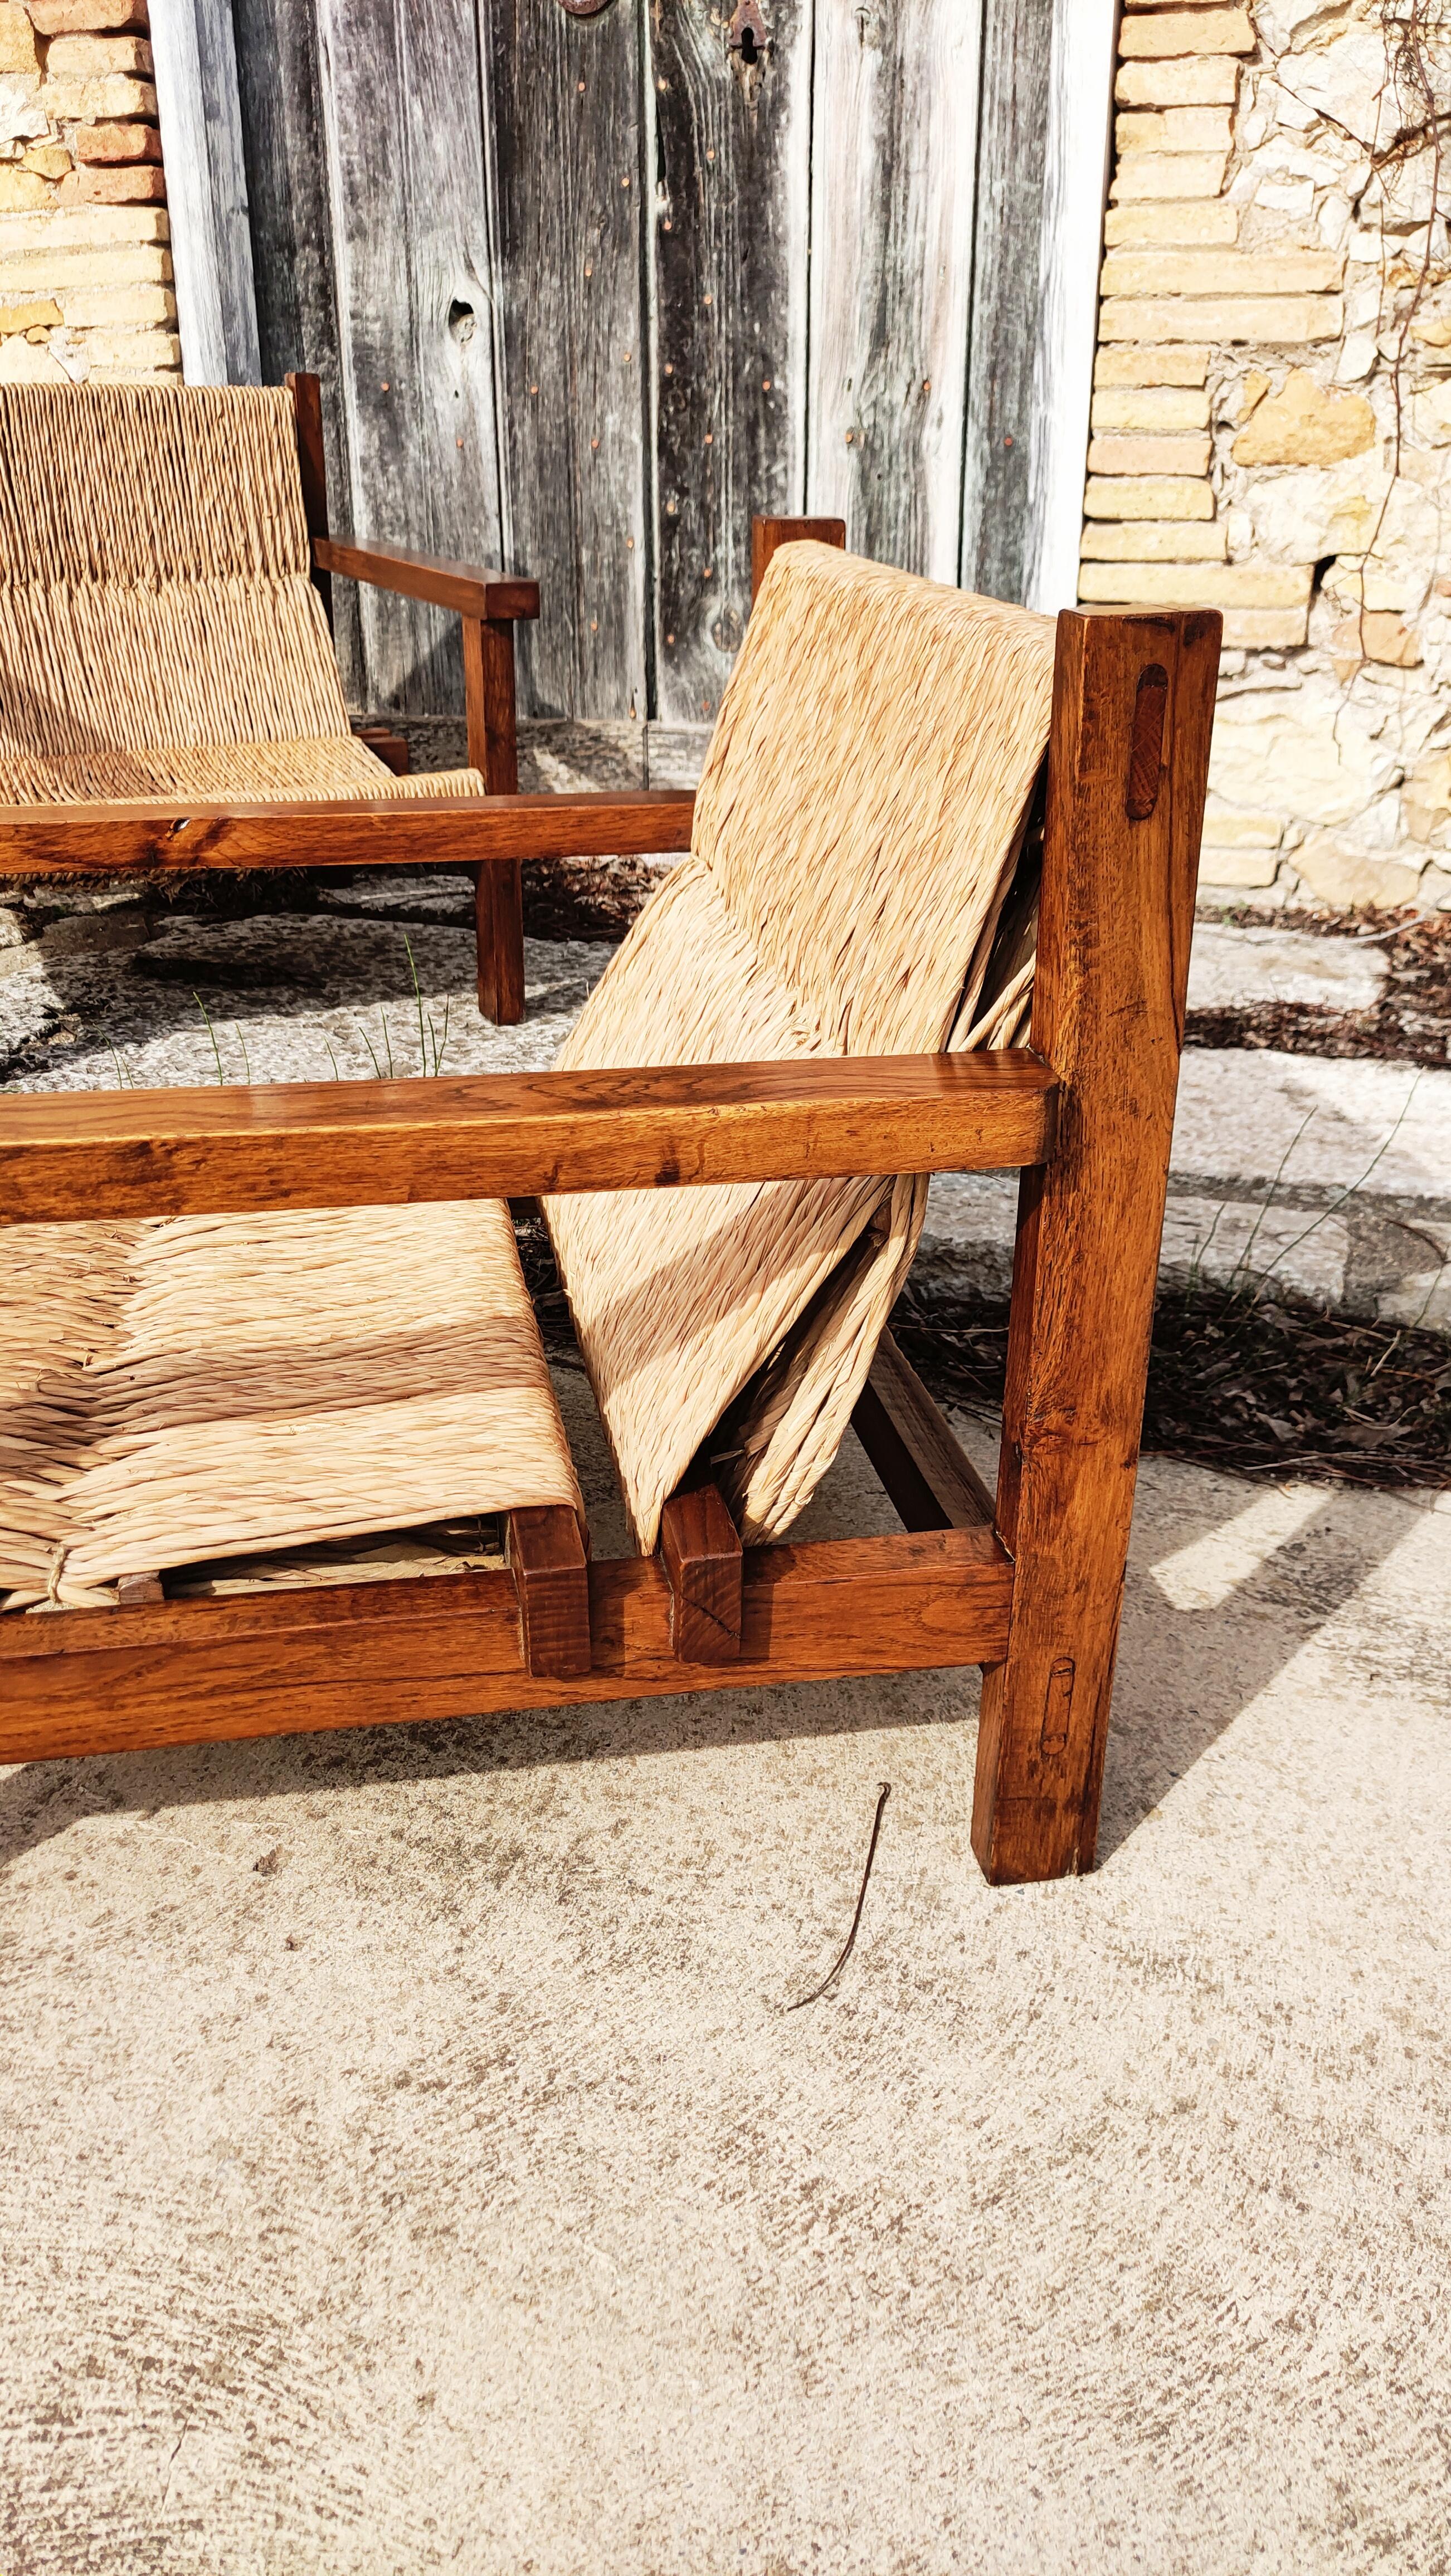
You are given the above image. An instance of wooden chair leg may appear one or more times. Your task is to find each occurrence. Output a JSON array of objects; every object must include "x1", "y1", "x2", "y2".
[
  {"x1": 971, "y1": 605, "x2": 1220, "y2": 1887},
  {"x1": 659, "y1": 1481, "x2": 742, "y2": 1663},
  {"x1": 464, "y1": 612, "x2": 525, "y2": 1025},
  {"x1": 506, "y1": 1506, "x2": 591, "y2": 1679}
]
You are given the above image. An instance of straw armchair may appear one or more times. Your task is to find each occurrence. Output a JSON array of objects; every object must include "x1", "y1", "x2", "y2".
[
  {"x1": 0, "y1": 518, "x2": 1218, "y2": 1886},
  {"x1": 0, "y1": 374, "x2": 682, "y2": 1022}
]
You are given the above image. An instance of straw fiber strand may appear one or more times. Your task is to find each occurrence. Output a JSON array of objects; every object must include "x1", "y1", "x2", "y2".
[
  {"x1": 0, "y1": 1204, "x2": 582, "y2": 1609},
  {"x1": 547, "y1": 544, "x2": 1055, "y2": 1552}
]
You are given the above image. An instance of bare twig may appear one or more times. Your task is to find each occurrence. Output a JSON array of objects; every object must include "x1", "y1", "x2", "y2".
[{"x1": 786, "y1": 1783, "x2": 892, "y2": 2012}]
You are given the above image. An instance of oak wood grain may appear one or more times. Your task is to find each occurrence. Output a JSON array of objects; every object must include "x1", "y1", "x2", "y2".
[
  {"x1": 317, "y1": 537, "x2": 539, "y2": 626},
  {"x1": 851, "y1": 1330, "x2": 996, "y2": 1533},
  {"x1": 0, "y1": 1528, "x2": 1012, "y2": 1765},
  {"x1": 971, "y1": 604, "x2": 1220, "y2": 1887},
  {"x1": 659, "y1": 1483, "x2": 742, "y2": 1663},
  {"x1": 507, "y1": 1505, "x2": 591, "y2": 1677},
  {"x1": 0, "y1": 1052, "x2": 1059, "y2": 1225},
  {"x1": 0, "y1": 793, "x2": 697, "y2": 876}
]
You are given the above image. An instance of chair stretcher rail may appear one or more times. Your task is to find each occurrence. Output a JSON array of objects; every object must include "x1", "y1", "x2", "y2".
[
  {"x1": 0, "y1": 1053, "x2": 1058, "y2": 1223},
  {"x1": 0, "y1": 1529, "x2": 1014, "y2": 1765}
]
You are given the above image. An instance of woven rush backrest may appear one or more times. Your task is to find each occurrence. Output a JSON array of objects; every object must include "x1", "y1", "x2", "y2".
[
  {"x1": 692, "y1": 544, "x2": 1056, "y2": 1057},
  {"x1": 0, "y1": 383, "x2": 350, "y2": 761}
]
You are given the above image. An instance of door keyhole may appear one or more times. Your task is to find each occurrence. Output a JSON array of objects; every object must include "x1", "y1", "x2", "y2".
[{"x1": 727, "y1": 0, "x2": 770, "y2": 75}]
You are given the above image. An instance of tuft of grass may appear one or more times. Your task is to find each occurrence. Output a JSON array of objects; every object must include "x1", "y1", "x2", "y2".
[
  {"x1": 193, "y1": 991, "x2": 227, "y2": 1085},
  {"x1": 403, "y1": 932, "x2": 451, "y2": 1076}
]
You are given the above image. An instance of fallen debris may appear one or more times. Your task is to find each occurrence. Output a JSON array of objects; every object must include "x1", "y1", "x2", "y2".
[{"x1": 787, "y1": 1783, "x2": 892, "y2": 2012}]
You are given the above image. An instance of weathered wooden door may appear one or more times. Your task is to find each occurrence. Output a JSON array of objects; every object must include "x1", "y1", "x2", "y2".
[{"x1": 233, "y1": 0, "x2": 1069, "y2": 731}]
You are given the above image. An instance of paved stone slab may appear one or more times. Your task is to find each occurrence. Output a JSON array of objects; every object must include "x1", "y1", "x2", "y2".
[
  {"x1": 1, "y1": 1380, "x2": 1447, "y2": 2573},
  {"x1": 1185, "y1": 920, "x2": 1389, "y2": 1013}
]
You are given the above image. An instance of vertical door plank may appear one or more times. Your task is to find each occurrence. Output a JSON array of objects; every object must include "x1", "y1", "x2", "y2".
[
  {"x1": 807, "y1": 0, "x2": 982, "y2": 582},
  {"x1": 483, "y1": 0, "x2": 647, "y2": 722},
  {"x1": 317, "y1": 0, "x2": 505, "y2": 719},
  {"x1": 960, "y1": 0, "x2": 1054, "y2": 602},
  {"x1": 651, "y1": 0, "x2": 813, "y2": 725},
  {"x1": 232, "y1": 0, "x2": 363, "y2": 696}
]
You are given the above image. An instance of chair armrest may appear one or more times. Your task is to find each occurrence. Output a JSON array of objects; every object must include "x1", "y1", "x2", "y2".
[
  {"x1": 0, "y1": 1053, "x2": 1059, "y2": 1225},
  {"x1": 314, "y1": 537, "x2": 539, "y2": 623},
  {"x1": 0, "y1": 792, "x2": 695, "y2": 876}
]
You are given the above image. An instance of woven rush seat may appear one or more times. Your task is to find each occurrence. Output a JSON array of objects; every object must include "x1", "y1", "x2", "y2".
[
  {"x1": 0, "y1": 382, "x2": 484, "y2": 808},
  {"x1": 0, "y1": 1203, "x2": 583, "y2": 1611},
  {"x1": 547, "y1": 543, "x2": 1056, "y2": 1553}
]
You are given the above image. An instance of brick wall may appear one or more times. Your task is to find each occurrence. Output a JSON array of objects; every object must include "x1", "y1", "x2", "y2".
[
  {"x1": 1080, "y1": 0, "x2": 1451, "y2": 911},
  {"x1": 0, "y1": 0, "x2": 175, "y2": 384}
]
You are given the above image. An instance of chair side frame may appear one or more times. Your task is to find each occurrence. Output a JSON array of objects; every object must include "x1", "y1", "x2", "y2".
[{"x1": 0, "y1": 557, "x2": 1218, "y2": 1884}]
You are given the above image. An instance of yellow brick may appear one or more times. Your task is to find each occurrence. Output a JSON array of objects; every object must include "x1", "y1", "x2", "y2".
[
  {"x1": 68, "y1": 323, "x2": 180, "y2": 369},
  {"x1": 1112, "y1": 152, "x2": 1228, "y2": 200},
  {"x1": 1197, "y1": 845, "x2": 1283, "y2": 888},
  {"x1": 1222, "y1": 609, "x2": 1312, "y2": 647},
  {"x1": 0, "y1": 203, "x2": 167, "y2": 246},
  {"x1": 1092, "y1": 386, "x2": 1210, "y2": 431},
  {"x1": 1104, "y1": 201, "x2": 1239, "y2": 246},
  {"x1": 0, "y1": 3, "x2": 40, "y2": 71},
  {"x1": 1116, "y1": 57, "x2": 1239, "y2": 105},
  {"x1": 1116, "y1": 108, "x2": 1233, "y2": 153},
  {"x1": 1084, "y1": 476, "x2": 1215, "y2": 520},
  {"x1": 57, "y1": 280, "x2": 174, "y2": 326},
  {"x1": 1095, "y1": 346, "x2": 1210, "y2": 387},
  {"x1": 1088, "y1": 432, "x2": 1213, "y2": 474},
  {"x1": 0, "y1": 169, "x2": 55, "y2": 211},
  {"x1": 1099, "y1": 295, "x2": 1343, "y2": 343},
  {"x1": 0, "y1": 294, "x2": 59, "y2": 329},
  {"x1": 45, "y1": 32, "x2": 153, "y2": 70},
  {"x1": 1200, "y1": 803, "x2": 1285, "y2": 851},
  {"x1": 1119, "y1": 9, "x2": 1254, "y2": 57},
  {"x1": 1102, "y1": 249, "x2": 1342, "y2": 295},
  {"x1": 22, "y1": 144, "x2": 72, "y2": 178},
  {"x1": 0, "y1": 244, "x2": 171, "y2": 294},
  {"x1": 1081, "y1": 519, "x2": 1228, "y2": 561},
  {"x1": 40, "y1": 72, "x2": 157, "y2": 118},
  {"x1": 1078, "y1": 562, "x2": 1312, "y2": 608}
]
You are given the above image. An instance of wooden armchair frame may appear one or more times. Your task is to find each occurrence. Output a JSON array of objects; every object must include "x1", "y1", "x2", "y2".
[
  {"x1": 0, "y1": 523, "x2": 1219, "y2": 1886},
  {"x1": 0, "y1": 373, "x2": 692, "y2": 1027}
]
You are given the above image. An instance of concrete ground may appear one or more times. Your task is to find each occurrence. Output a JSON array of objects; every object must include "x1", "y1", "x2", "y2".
[{"x1": 3, "y1": 1369, "x2": 1449, "y2": 2574}]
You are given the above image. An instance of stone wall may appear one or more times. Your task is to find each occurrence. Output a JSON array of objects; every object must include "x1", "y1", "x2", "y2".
[
  {"x1": 1080, "y1": 0, "x2": 1451, "y2": 912},
  {"x1": 0, "y1": 0, "x2": 174, "y2": 385}
]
